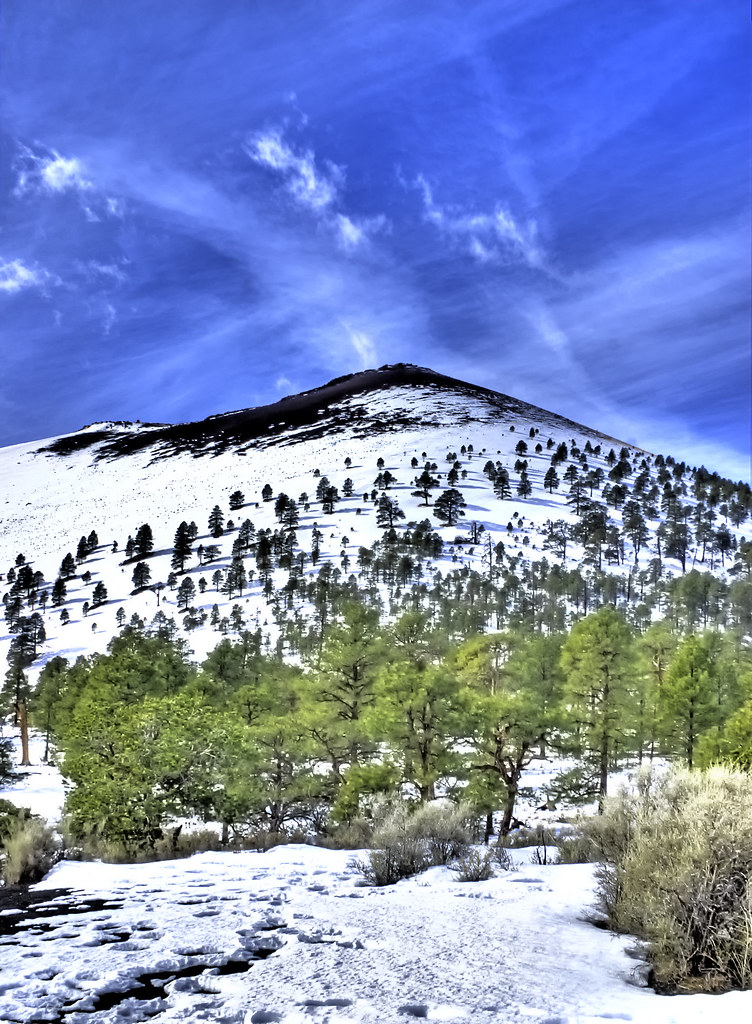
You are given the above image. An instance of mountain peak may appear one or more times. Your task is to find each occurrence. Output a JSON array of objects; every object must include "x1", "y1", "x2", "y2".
[{"x1": 36, "y1": 366, "x2": 631, "y2": 464}]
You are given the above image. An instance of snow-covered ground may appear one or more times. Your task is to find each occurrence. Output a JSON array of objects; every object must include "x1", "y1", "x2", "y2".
[
  {"x1": 2, "y1": 379, "x2": 730, "y2": 685},
  {"x1": 2, "y1": 844, "x2": 751, "y2": 1024},
  {"x1": 2, "y1": 739, "x2": 751, "y2": 1024},
  {"x1": 0, "y1": 732, "x2": 66, "y2": 821}
]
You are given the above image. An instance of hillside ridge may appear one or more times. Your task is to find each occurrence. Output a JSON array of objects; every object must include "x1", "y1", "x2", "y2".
[{"x1": 34, "y1": 365, "x2": 637, "y2": 463}]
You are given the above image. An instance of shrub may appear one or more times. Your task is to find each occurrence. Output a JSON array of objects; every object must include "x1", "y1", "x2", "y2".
[
  {"x1": 1, "y1": 817, "x2": 59, "y2": 885},
  {"x1": 450, "y1": 848, "x2": 494, "y2": 882},
  {"x1": 490, "y1": 840, "x2": 516, "y2": 872},
  {"x1": 0, "y1": 799, "x2": 31, "y2": 846},
  {"x1": 353, "y1": 801, "x2": 473, "y2": 885},
  {"x1": 583, "y1": 766, "x2": 752, "y2": 993},
  {"x1": 553, "y1": 829, "x2": 598, "y2": 864},
  {"x1": 409, "y1": 802, "x2": 472, "y2": 866}
]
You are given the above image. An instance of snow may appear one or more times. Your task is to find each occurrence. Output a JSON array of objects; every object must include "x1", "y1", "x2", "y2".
[
  {"x1": 1, "y1": 381, "x2": 730, "y2": 685},
  {"x1": 1, "y1": 844, "x2": 750, "y2": 1023},
  {"x1": 0, "y1": 732, "x2": 66, "y2": 822},
  {"x1": 1, "y1": 377, "x2": 750, "y2": 1021}
]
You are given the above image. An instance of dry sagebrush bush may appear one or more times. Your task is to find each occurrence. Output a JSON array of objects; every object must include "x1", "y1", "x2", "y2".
[
  {"x1": 583, "y1": 765, "x2": 752, "y2": 993},
  {"x1": 353, "y1": 801, "x2": 474, "y2": 885},
  {"x1": 1, "y1": 818, "x2": 59, "y2": 885}
]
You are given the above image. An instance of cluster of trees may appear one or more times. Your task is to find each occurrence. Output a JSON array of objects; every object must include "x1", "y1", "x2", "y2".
[{"x1": 27, "y1": 604, "x2": 752, "y2": 854}]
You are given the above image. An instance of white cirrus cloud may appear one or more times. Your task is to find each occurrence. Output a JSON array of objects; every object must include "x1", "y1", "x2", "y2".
[
  {"x1": 75, "y1": 260, "x2": 128, "y2": 284},
  {"x1": 247, "y1": 130, "x2": 341, "y2": 211},
  {"x1": 0, "y1": 259, "x2": 59, "y2": 295},
  {"x1": 246, "y1": 127, "x2": 387, "y2": 253},
  {"x1": 13, "y1": 142, "x2": 123, "y2": 219},
  {"x1": 14, "y1": 144, "x2": 92, "y2": 195},
  {"x1": 340, "y1": 321, "x2": 377, "y2": 367},
  {"x1": 415, "y1": 174, "x2": 542, "y2": 269}
]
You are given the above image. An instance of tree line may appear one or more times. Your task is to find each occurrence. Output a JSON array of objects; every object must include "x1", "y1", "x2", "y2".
[{"x1": 29, "y1": 604, "x2": 752, "y2": 856}]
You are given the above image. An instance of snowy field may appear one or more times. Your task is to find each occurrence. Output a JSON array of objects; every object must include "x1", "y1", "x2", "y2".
[
  {"x1": 2, "y1": 737, "x2": 752, "y2": 1024},
  {"x1": 0, "y1": 380, "x2": 676, "y2": 684},
  {"x1": 2, "y1": 844, "x2": 752, "y2": 1024}
]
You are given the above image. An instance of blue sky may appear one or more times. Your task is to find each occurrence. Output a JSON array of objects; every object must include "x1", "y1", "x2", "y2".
[{"x1": 1, "y1": 0, "x2": 749, "y2": 480}]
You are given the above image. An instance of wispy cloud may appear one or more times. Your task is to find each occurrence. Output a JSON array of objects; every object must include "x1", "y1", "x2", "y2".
[
  {"x1": 103, "y1": 303, "x2": 116, "y2": 335},
  {"x1": 246, "y1": 127, "x2": 387, "y2": 252},
  {"x1": 13, "y1": 142, "x2": 123, "y2": 223},
  {"x1": 0, "y1": 259, "x2": 59, "y2": 295},
  {"x1": 340, "y1": 321, "x2": 377, "y2": 367},
  {"x1": 415, "y1": 174, "x2": 543, "y2": 269},
  {"x1": 74, "y1": 260, "x2": 128, "y2": 285},
  {"x1": 14, "y1": 144, "x2": 92, "y2": 196}
]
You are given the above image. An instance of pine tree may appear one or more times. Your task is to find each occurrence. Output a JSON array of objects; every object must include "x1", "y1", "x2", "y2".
[
  {"x1": 172, "y1": 521, "x2": 193, "y2": 573},
  {"x1": 208, "y1": 505, "x2": 225, "y2": 538},
  {"x1": 176, "y1": 576, "x2": 196, "y2": 610},
  {"x1": 134, "y1": 523, "x2": 154, "y2": 557},
  {"x1": 433, "y1": 488, "x2": 467, "y2": 527},
  {"x1": 321, "y1": 485, "x2": 340, "y2": 515},
  {"x1": 60, "y1": 553, "x2": 76, "y2": 579},
  {"x1": 76, "y1": 536, "x2": 89, "y2": 563},
  {"x1": 493, "y1": 468, "x2": 511, "y2": 500},
  {"x1": 561, "y1": 607, "x2": 637, "y2": 808},
  {"x1": 92, "y1": 581, "x2": 108, "y2": 607},
  {"x1": 517, "y1": 471, "x2": 532, "y2": 499},
  {"x1": 412, "y1": 468, "x2": 439, "y2": 506},
  {"x1": 132, "y1": 561, "x2": 152, "y2": 590},
  {"x1": 51, "y1": 578, "x2": 67, "y2": 607},
  {"x1": 229, "y1": 490, "x2": 245, "y2": 510},
  {"x1": 376, "y1": 494, "x2": 406, "y2": 530}
]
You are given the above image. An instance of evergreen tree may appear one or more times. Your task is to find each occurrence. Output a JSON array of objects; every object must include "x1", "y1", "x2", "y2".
[
  {"x1": 60, "y1": 553, "x2": 76, "y2": 579},
  {"x1": 176, "y1": 576, "x2": 196, "y2": 610},
  {"x1": 51, "y1": 578, "x2": 67, "y2": 607},
  {"x1": 134, "y1": 524, "x2": 154, "y2": 557},
  {"x1": 92, "y1": 581, "x2": 108, "y2": 607},
  {"x1": 493, "y1": 468, "x2": 511, "y2": 500},
  {"x1": 433, "y1": 488, "x2": 467, "y2": 527},
  {"x1": 543, "y1": 467, "x2": 560, "y2": 493},
  {"x1": 373, "y1": 614, "x2": 464, "y2": 802},
  {"x1": 560, "y1": 607, "x2": 637, "y2": 808},
  {"x1": 458, "y1": 631, "x2": 563, "y2": 835},
  {"x1": 229, "y1": 490, "x2": 245, "y2": 510},
  {"x1": 132, "y1": 561, "x2": 152, "y2": 590},
  {"x1": 171, "y1": 521, "x2": 193, "y2": 573},
  {"x1": 376, "y1": 495, "x2": 406, "y2": 530},
  {"x1": 412, "y1": 468, "x2": 439, "y2": 505},
  {"x1": 516, "y1": 471, "x2": 532, "y2": 499},
  {"x1": 208, "y1": 505, "x2": 225, "y2": 538},
  {"x1": 321, "y1": 485, "x2": 340, "y2": 515},
  {"x1": 659, "y1": 634, "x2": 718, "y2": 768}
]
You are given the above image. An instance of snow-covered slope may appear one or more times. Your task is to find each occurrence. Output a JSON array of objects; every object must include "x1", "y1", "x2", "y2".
[
  {"x1": 0, "y1": 364, "x2": 746, "y2": 676},
  {"x1": 2, "y1": 843, "x2": 750, "y2": 1024}
]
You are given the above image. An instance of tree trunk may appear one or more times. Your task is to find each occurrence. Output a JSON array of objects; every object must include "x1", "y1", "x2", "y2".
[
  {"x1": 18, "y1": 701, "x2": 31, "y2": 766},
  {"x1": 499, "y1": 783, "x2": 518, "y2": 836},
  {"x1": 598, "y1": 729, "x2": 609, "y2": 812},
  {"x1": 484, "y1": 811, "x2": 494, "y2": 844}
]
